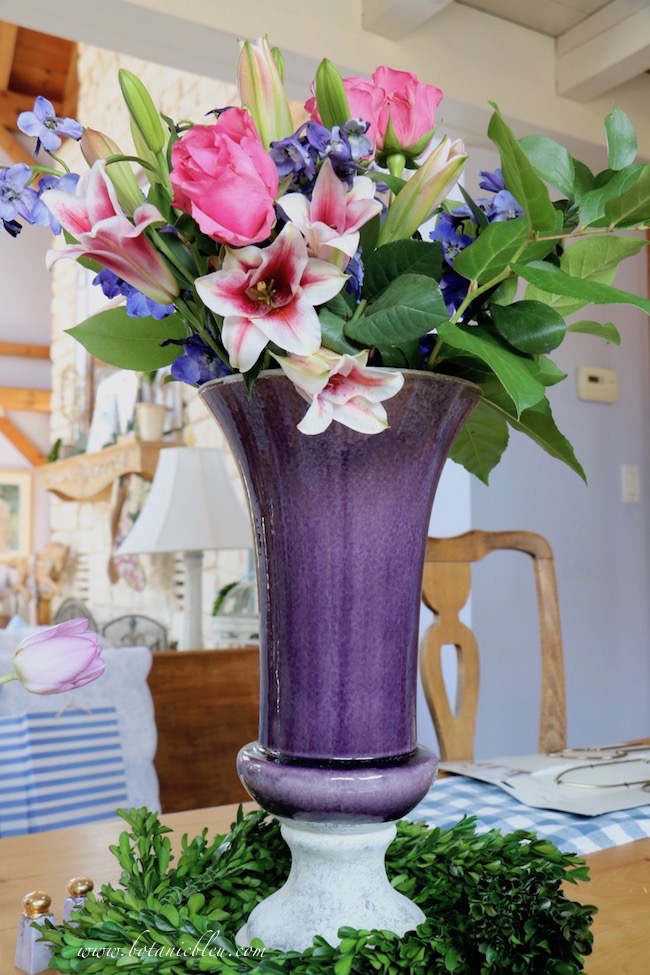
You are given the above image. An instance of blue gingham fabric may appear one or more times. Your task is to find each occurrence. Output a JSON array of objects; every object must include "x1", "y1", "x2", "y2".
[{"x1": 409, "y1": 776, "x2": 650, "y2": 854}]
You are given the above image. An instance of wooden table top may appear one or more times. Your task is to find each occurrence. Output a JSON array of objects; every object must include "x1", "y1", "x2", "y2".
[{"x1": 1, "y1": 804, "x2": 648, "y2": 974}]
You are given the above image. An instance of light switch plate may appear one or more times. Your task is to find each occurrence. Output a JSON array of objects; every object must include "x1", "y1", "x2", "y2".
[{"x1": 576, "y1": 366, "x2": 618, "y2": 403}]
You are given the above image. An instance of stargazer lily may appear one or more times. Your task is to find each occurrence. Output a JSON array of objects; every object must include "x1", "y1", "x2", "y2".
[
  {"x1": 237, "y1": 35, "x2": 294, "y2": 148},
  {"x1": 41, "y1": 160, "x2": 179, "y2": 305},
  {"x1": 273, "y1": 346, "x2": 405, "y2": 434},
  {"x1": 195, "y1": 223, "x2": 347, "y2": 373},
  {"x1": 279, "y1": 158, "x2": 382, "y2": 268},
  {"x1": 379, "y1": 135, "x2": 467, "y2": 245}
]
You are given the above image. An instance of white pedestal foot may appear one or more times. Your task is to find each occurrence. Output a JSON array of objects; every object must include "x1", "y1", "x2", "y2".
[{"x1": 236, "y1": 819, "x2": 425, "y2": 952}]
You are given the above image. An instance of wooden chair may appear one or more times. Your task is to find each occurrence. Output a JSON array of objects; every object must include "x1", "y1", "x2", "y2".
[
  {"x1": 147, "y1": 647, "x2": 259, "y2": 812},
  {"x1": 419, "y1": 530, "x2": 567, "y2": 761}
]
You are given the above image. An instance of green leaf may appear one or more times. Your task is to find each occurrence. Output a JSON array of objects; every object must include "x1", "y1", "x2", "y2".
[
  {"x1": 436, "y1": 323, "x2": 546, "y2": 414},
  {"x1": 448, "y1": 400, "x2": 509, "y2": 484},
  {"x1": 453, "y1": 216, "x2": 557, "y2": 285},
  {"x1": 523, "y1": 235, "x2": 646, "y2": 315},
  {"x1": 346, "y1": 274, "x2": 448, "y2": 346},
  {"x1": 518, "y1": 135, "x2": 576, "y2": 198},
  {"x1": 362, "y1": 240, "x2": 442, "y2": 299},
  {"x1": 578, "y1": 164, "x2": 645, "y2": 227},
  {"x1": 487, "y1": 105, "x2": 557, "y2": 231},
  {"x1": 604, "y1": 165, "x2": 650, "y2": 227},
  {"x1": 567, "y1": 320, "x2": 621, "y2": 345},
  {"x1": 514, "y1": 259, "x2": 650, "y2": 315},
  {"x1": 526, "y1": 354, "x2": 567, "y2": 387},
  {"x1": 605, "y1": 107, "x2": 638, "y2": 170},
  {"x1": 319, "y1": 308, "x2": 363, "y2": 355},
  {"x1": 66, "y1": 307, "x2": 188, "y2": 370},
  {"x1": 491, "y1": 300, "x2": 566, "y2": 354}
]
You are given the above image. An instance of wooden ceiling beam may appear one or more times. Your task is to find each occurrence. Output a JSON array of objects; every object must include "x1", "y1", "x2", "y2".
[
  {"x1": 0, "y1": 387, "x2": 51, "y2": 412},
  {"x1": 0, "y1": 22, "x2": 18, "y2": 90},
  {"x1": 0, "y1": 415, "x2": 45, "y2": 465},
  {"x1": 0, "y1": 342, "x2": 50, "y2": 359}
]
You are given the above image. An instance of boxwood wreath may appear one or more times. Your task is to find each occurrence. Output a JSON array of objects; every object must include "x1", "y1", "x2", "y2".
[{"x1": 41, "y1": 807, "x2": 596, "y2": 974}]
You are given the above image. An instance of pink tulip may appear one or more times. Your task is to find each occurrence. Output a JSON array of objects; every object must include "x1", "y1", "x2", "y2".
[
  {"x1": 42, "y1": 161, "x2": 179, "y2": 305},
  {"x1": 170, "y1": 108, "x2": 279, "y2": 246},
  {"x1": 10, "y1": 618, "x2": 105, "y2": 695}
]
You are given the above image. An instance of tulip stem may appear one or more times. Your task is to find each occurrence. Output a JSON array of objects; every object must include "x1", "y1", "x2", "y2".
[{"x1": 0, "y1": 672, "x2": 17, "y2": 686}]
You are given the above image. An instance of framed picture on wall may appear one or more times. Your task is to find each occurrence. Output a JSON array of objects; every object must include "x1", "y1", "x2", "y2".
[{"x1": 0, "y1": 470, "x2": 33, "y2": 559}]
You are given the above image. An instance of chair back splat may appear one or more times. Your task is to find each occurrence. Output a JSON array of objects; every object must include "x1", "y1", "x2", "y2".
[{"x1": 420, "y1": 530, "x2": 567, "y2": 762}]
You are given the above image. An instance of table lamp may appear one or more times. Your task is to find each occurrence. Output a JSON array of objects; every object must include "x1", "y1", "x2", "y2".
[{"x1": 117, "y1": 447, "x2": 252, "y2": 649}]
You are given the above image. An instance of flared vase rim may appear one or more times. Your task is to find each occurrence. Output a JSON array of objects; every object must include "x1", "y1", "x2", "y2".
[{"x1": 198, "y1": 368, "x2": 482, "y2": 399}]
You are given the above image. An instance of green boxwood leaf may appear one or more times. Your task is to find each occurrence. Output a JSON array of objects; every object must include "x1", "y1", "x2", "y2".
[
  {"x1": 487, "y1": 106, "x2": 558, "y2": 231},
  {"x1": 605, "y1": 107, "x2": 638, "y2": 170},
  {"x1": 436, "y1": 322, "x2": 546, "y2": 415},
  {"x1": 491, "y1": 300, "x2": 566, "y2": 354},
  {"x1": 567, "y1": 319, "x2": 621, "y2": 345},
  {"x1": 514, "y1": 259, "x2": 650, "y2": 315},
  {"x1": 346, "y1": 274, "x2": 448, "y2": 346},
  {"x1": 66, "y1": 307, "x2": 187, "y2": 370},
  {"x1": 363, "y1": 239, "x2": 442, "y2": 298},
  {"x1": 448, "y1": 400, "x2": 509, "y2": 484},
  {"x1": 518, "y1": 135, "x2": 576, "y2": 198}
]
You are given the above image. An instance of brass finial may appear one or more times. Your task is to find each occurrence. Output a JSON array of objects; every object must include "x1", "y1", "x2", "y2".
[
  {"x1": 66, "y1": 877, "x2": 94, "y2": 898},
  {"x1": 22, "y1": 891, "x2": 52, "y2": 919}
]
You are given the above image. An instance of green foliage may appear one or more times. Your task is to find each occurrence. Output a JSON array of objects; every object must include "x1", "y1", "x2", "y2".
[
  {"x1": 66, "y1": 307, "x2": 188, "y2": 370},
  {"x1": 41, "y1": 807, "x2": 596, "y2": 975}
]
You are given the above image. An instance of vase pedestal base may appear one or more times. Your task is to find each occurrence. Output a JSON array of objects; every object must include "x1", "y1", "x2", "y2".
[{"x1": 235, "y1": 818, "x2": 425, "y2": 952}]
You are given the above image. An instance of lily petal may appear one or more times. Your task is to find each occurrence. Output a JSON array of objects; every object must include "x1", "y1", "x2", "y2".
[{"x1": 222, "y1": 316, "x2": 269, "y2": 372}]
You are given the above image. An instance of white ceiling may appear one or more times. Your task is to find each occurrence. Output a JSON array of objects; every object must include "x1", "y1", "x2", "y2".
[{"x1": 363, "y1": 0, "x2": 650, "y2": 100}]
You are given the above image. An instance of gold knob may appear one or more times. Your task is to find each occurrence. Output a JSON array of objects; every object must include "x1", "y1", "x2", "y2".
[
  {"x1": 22, "y1": 891, "x2": 52, "y2": 919},
  {"x1": 67, "y1": 877, "x2": 94, "y2": 897}
]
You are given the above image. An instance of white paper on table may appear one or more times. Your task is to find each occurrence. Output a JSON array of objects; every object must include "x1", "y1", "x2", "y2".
[{"x1": 440, "y1": 749, "x2": 650, "y2": 815}]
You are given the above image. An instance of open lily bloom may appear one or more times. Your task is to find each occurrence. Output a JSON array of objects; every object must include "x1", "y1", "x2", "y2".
[
  {"x1": 274, "y1": 346, "x2": 405, "y2": 434},
  {"x1": 42, "y1": 160, "x2": 179, "y2": 305},
  {"x1": 196, "y1": 222, "x2": 347, "y2": 372},
  {"x1": 279, "y1": 158, "x2": 383, "y2": 268}
]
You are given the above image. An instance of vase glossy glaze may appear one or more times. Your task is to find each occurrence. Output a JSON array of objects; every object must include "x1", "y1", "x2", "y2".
[{"x1": 200, "y1": 370, "x2": 479, "y2": 823}]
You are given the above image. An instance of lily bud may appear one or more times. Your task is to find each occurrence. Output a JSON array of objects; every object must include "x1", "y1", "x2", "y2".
[
  {"x1": 80, "y1": 128, "x2": 143, "y2": 215},
  {"x1": 129, "y1": 118, "x2": 163, "y2": 186},
  {"x1": 118, "y1": 68, "x2": 165, "y2": 155},
  {"x1": 237, "y1": 35, "x2": 293, "y2": 148},
  {"x1": 379, "y1": 137, "x2": 467, "y2": 245},
  {"x1": 314, "y1": 58, "x2": 351, "y2": 131},
  {"x1": 271, "y1": 45, "x2": 285, "y2": 83}
]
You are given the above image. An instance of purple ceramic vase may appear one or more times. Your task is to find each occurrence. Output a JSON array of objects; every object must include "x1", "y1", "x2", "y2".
[{"x1": 200, "y1": 370, "x2": 479, "y2": 823}]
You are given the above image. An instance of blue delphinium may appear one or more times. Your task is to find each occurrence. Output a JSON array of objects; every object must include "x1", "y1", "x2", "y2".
[
  {"x1": 0, "y1": 163, "x2": 40, "y2": 234},
  {"x1": 429, "y1": 168, "x2": 525, "y2": 315},
  {"x1": 270, "y1": 118, "x2": 373, "y2": 192},
  {"x1": 17, "y1": 96, "x2": 83, "y2": 155},
  {"x1": 29, "y1": 172, "x2": 81, "y2": 233},
  {"x1": 169, "y1": 336, "x2": 232, "y2": 386},
  {"x1": 93, "y1": 269, "x2": 175, "y2": 319}
]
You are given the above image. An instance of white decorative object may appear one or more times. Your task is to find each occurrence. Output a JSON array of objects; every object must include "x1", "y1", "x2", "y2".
[
  {"x1": 118, "y1": 447, "x2": 252, "y2": 648},
  {"x1": 235, "y1": 820, "x2": 425, "y2": 952},
  {"x1": 14, "y1": 892, "x2": 54, "y2": 974}
]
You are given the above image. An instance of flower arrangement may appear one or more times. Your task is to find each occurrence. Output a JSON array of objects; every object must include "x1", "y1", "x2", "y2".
[{"x1": 3, "y1": 37, "x2": 650, "y2": 481}]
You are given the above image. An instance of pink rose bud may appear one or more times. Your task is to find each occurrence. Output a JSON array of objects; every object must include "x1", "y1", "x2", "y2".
[{"x1": 11, "y1": 618, "x2": 105, "y2": 695}]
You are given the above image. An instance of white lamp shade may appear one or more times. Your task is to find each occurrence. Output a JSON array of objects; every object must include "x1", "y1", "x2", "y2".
[{"x1": 118, "y1": 447, "x2": 253, "y2": 555}]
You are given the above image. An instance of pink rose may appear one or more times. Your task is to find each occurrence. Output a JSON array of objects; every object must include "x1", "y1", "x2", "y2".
[
  {"x1": 11, "y1": 618, "x2": 105, "y2": 695},
  {"x1": 170, "y1": 107, "x2": 279, "y2": 246},
  {"x1": 305, "y1": 66, "x2": 442, "y2": 159}
]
